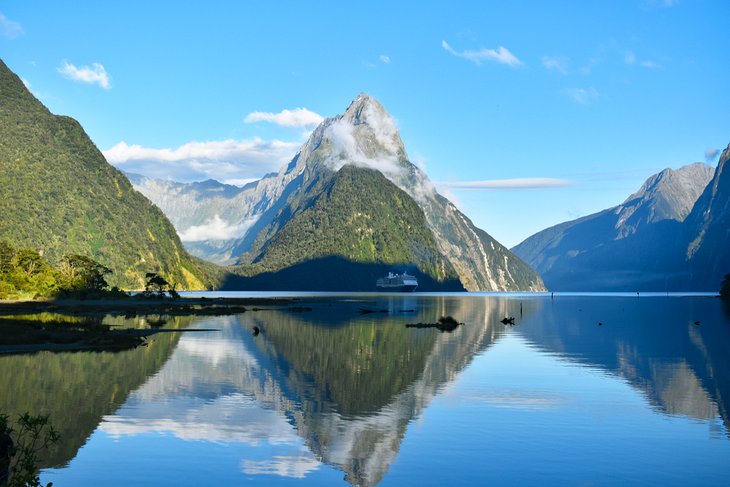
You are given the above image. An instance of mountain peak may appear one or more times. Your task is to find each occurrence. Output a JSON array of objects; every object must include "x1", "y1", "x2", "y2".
[{"x1": 615, "y1": 162, "x2": 714, "y2": 233}]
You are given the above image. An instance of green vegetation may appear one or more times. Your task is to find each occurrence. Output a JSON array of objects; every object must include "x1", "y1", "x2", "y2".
[
  {"x1": 0, "y1": 58, "x2": 217, "y2": 290},
  {"x1": 0, "y1": 240, "x2": 128, "y2": 299},
  {"x1": 239, "y1": 165, "x2": 459, "y2": 284},
  {"x1": 0, "y1": 315, "x2": 191, "y2": 468},
  {"x1": 1, "y1": 412, "x2": 58, "y2": 487}
]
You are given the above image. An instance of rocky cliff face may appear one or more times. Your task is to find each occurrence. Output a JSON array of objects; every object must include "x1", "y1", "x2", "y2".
[
  {"x1": 512, "y1": 162, "x2": 714, "y2": 291},
  {"x1": 684, "y1": 144, "x2": 730, "y2": 289}
]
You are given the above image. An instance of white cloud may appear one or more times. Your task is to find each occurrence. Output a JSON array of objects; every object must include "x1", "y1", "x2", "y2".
[
  {"x1": 704, "y1": 148, "x2": 720, "y2": 162},
  {"x1": 441, "y1": 40, "x2": 523, "y2": 67},
  {"x1": 103, "y1": 138, "x2": 300, "y2": 183},
  {"x1": 643, "y1": 0, "x2": 680, "y2": 7},
  {"x1": 541, "y1": 55, "x2": 569, "y2": 74},
  {"x1": 639, "y1": 60, "x2": 660, "y2": 69},
  {"x1": 564, "y1": 87, "x2": 599, "y2": 104},
  {"x1": 58, "y1": 61, "x2": 111, "y2": 89},
  {"x1": 0, "y1": 13, "x2": 22, "y2": 38},
  {"x1": 438, "y1": 178, "x2": 573, "y2": 191},
  {"x1": 178, "y1": 214, "x2": 259, "y2": 242},
  {"x1": 625, "y1": 51, "x2": 661, "y2": 69},
  {"x1": 323, "y1": 103, "x2": 403, "y2": 179},
  {"x1": 244, "y1": 108, "x2": 323, "y2": 128},
  {"x1": 380, "y1": 54, "x2": 391, "y2": 64}
]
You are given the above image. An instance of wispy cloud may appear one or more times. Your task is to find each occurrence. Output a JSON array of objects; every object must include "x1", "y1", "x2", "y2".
[
  {"x1": 58, "y1": 61, "x2": 111, "y2": 89},
  {"x1": 244, "y1": 108, "x2": 323, "y2": 128},
  {"x1": 625, "y1": 51, "x2": 661, "y2": 69},
  {"x1": 704, "y1": 147, "x2": 720, "y2": 162},
  {"x1": 20, "y1": 78, "x2": 34, "y2": 93},
  {"x1": 0, "y1": 13, "x2": 23, "y2": 38},
  {"x1": 643, "y1": 0, "x2": 680, "y2": 8},
  {"x1": 437, "y1": 178, "x2": 573, "y2": 191},
  {"x1": 564, "y1": 87, "x2": 599, "y2": 104},
  {"x1": 380, "y1": 54, "x2": 391, "y2": 64},
  {"x1": 541, "y1": 55, "x2": 569, "y2": 74},
  {"x1": 103, "y1": 138, "x2": 300, "y2": 184},
  {"x1": 441, "y1": 40, "x2": 523, "y2": 67}
]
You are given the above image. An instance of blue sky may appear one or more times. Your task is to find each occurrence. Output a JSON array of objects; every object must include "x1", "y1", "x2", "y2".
[{"x1": 2, "y1": 0, "x2": 729, "y2": 247}]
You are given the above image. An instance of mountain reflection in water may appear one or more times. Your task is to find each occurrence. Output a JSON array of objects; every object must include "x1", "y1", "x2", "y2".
[
  {"x1": 1, "y1": 295, "x2": 726, "y2": 486},
  {"x1": 93, "y1": 296, "x2": 511, "y2": 486}
]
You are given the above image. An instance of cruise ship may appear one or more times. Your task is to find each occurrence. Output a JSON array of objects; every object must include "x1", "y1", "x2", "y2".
[{"x1": 376, "y1": 272, "x2": 418, "y2": 292}]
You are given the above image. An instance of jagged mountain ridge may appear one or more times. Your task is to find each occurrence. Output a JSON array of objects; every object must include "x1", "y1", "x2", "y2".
[
  {"x1": 512, "y1": 161, "x2": 717, "y2": 291},
  {"x1": 683, "y1": 144, "x2": 730, "y2": 288},
  {"x1": 0, "y1": 58, "x2": 216, "y2": 289},
  {"x1": 131, "y1": 93, "x2": 544, "y2": 291}
]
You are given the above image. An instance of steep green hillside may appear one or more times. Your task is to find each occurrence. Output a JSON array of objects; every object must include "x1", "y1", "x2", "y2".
[
  {"x1": 235, "y1": 165, "x2": 462, "y2": 289},
  {"x1": 0, "y1": 59, "x2": 216, "y2": 289}
]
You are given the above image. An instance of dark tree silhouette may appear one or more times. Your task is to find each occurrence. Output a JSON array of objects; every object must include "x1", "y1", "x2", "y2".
[{"x1": 721, "y1": 274, "x2": 730, "y2": 301}]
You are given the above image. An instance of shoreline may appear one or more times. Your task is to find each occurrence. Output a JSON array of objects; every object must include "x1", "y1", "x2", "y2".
[{"x1": 0, "y1": 296, "x2": 299, "y2": 355}]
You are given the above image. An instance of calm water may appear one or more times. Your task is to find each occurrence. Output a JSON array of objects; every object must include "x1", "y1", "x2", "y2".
[{"x1": 2, "y1": 294, "x2": 729, "y2": 486}]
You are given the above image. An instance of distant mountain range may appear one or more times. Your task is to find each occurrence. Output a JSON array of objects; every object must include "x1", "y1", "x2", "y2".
[
  {"x1": 131, "y1": 94, "x2": 544, "y2": 291},
  {"x1": 0, "y1": 58, "x2": 217, "y2": 289},
  {"x1": 513, "y1": 153, "x2": 730, "y2": 291}
]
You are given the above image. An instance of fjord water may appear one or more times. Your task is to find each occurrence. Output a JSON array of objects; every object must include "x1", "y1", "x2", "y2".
[{"x1": 2, "y1": 295, "x2": 729, "y2": 486}]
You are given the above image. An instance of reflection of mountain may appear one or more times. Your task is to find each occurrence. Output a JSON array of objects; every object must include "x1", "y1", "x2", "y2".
[
  {"x1": 516, "y1": 297, "x2": 730, "y2": 434},
  {"x1": 0, "y1": 314, "x2": 195, "y2": 467},
  {"x1": 99, "y1": 297, "x2": 518, "y2": 486}
]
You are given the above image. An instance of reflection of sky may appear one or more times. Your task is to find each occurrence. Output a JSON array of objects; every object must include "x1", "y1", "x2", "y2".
[{"x1": 387, "y1": 333, "x2": 730, "y2": 486}]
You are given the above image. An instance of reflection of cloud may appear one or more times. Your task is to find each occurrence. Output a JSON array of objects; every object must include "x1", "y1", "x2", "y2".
[
  {"x1": 471, "y1": 394, "x2": 565, "y2": 411},
  {"x1": 441, "y1": 40, "x2": 523, "y2": 67},
  {"x1": 58, "y1": 61, "x2": 111, "y2": 89},
  {"x1": 438, "y1": 178, "x2": 573, "y2": 191},
  {"x1": 101, "y1": 393, "x2": 299, "y2": 445},
  {"x1": 242, "y1": 455, "x2": 321, "y2": 479},
  {"x1": 244, "y1": 108, "x2": 323, "y2": 128}
]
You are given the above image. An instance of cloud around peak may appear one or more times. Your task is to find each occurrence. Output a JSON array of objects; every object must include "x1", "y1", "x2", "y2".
[
  {"x1": 244, "y1": 107, "x2": 323, "y2": 128},
  {"x1": 58, "y1": 61, "x2": 111, "y2": 89},
  {"x1": 441, "y1": 40, "x2": 523, "y2": 67}
]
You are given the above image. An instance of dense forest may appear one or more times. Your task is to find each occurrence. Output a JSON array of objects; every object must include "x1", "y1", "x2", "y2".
[
  {"x1": 238, "y1": 165, "x2": 459, "y2": 284},
  {"x1": 0, "y1": 58, "x2": 218, "y2": 290},
  {"x1": 0, "y1": 240, "x2": 149, "y2": 299}
]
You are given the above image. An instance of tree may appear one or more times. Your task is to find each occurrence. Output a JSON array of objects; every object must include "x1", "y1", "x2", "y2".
[
  {"x1": 1, "y1": 412, "x2": 58, "y2": 487},
  {"x1": 721, "y1": 274, "x2": 730, "y2": 301},
  {"x1": 14, "y1": 250, "x2": 44, "y2": 278},
  {"x1": 0, "y1": 241, "x2": 15, "y2": 275},
  {"x1": 145, "y1": 272, "x2": 169, "y2": 298},
  {"x1": 59, "y1": 254, "x2": 112, "y2": 292}
]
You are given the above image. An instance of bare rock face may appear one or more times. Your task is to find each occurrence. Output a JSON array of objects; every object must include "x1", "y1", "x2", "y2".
[
  {"x1": 684, "y1": 144, "x2": 730, "y2": 289},
  {"x1": 512, "y1": 161, "x2": 715, "y2": 291}
]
